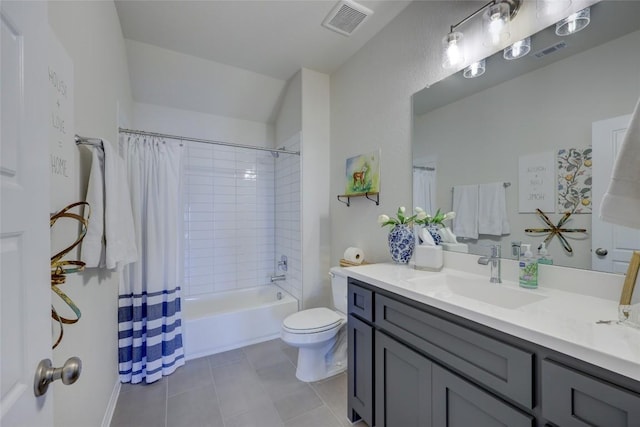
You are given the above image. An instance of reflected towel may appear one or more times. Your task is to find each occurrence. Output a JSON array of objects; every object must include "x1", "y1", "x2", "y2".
[
  {"x1": 478, "y1": 182, "x2": 510, "y2": 236},
  {"x1": 600, "y1": 97, "x2": 640, "y2": 229},
  {"x1": 452, "y1": 185, "x2": 479, "y2": 239}
]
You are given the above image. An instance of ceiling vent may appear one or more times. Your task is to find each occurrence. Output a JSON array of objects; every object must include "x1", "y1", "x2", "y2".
[
  {"x1": 533, "y1": 41, "x2": 568, "y2": 59},
  {"x1": 322, "y1": 0, "x2": 373, "y2": 36}
]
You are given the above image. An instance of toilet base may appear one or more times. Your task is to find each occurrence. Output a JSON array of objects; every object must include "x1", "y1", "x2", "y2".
[{"x1": 293, "y1": 327, "x2": 347, "y2": 382}]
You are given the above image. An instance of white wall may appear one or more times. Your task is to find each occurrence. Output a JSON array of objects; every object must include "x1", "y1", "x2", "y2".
[
  {"x1": 329, "y1": 0, "x2": 598, "y2": 265},
  {"x1": 276, "y1": 71, "x2": 302, "y2": 146},
  {"x1": 414, "y1": 30, "x2": 640, "y2": 270},
  {"x1": 48, "y1": 1, "x2": 133, "y2": 426},
  {"x1": 301, "y1": 69, "x2": 331, "y2": 309},
  {"x1": 134, "y1": 102, "x2": 275, "y2": 148}
]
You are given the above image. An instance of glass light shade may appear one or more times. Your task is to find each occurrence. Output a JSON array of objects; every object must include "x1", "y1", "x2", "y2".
[
  {"x1": 555, "y1": 7, "x2": 590, "y2": 36},
  {"x1": 503, "y1": 37, "x2": 531, "y2": 60},
  {"x1": 463, "y1": 59, "x2": 486, "y2": 79},
  {"x1": 536, "y1": 0, "x2": 571, "y2": 17},
  {"x1": 483, "y1": 2, "x2": 511, "y2": 46},
  {"x1": 442, "y1": 31, "x2": 465, "y2": 69}
]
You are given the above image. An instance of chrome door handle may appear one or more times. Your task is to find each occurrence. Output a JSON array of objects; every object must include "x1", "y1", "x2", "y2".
[
  {"x1": 595, "y1": 248, "x2": 608, "y2": 256},
  {"x1": 34, "y1": 357, "x2": 82, "y2": 397}
]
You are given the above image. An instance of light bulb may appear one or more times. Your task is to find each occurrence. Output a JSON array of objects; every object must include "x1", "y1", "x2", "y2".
[
  {"x1": 463, "y1": 59, "x2": 486, "y2": 79},
  {"x1": 442, "y1": 32, "x2": 465, "y2": 69},
  {"x1": 503, "y1": 37, "x2": 531, "y2": 60},
  {"x1": 555, "y1": 7, "x2": 590, "y2": 36},
  {"x1": 483, "y1": 2, "x2": 511, "y2": 46}
]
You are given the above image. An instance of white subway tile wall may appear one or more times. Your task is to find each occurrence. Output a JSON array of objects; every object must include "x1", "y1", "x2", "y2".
[
  {"x1": 275, "y1": 140, "x2": 302, "y2": 302},
  {"x1": 183, "y1": 142, "x2": 277, "y2": 296}
]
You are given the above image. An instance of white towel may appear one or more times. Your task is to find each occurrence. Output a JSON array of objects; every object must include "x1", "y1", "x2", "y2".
[
  {"x1": 478, "y1": 182, "x2": 510, "y2": 236},
  {"x1": 600, "y1": 97, "x2": 640, "y2": 229},
  {"x1": 81, "y1": 146, "x2": 106, "y2": 267},
  {"x1": 452, "y1": 185, "x2": 479, "y2": 239},
  {"x1": 81, "y1": 139, "x2": 137, "y2": 269}
]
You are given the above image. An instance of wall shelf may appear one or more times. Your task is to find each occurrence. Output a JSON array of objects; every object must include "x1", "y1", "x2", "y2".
[{"x1": 337, "y1": 192, "x2": 379, "y2": 207}]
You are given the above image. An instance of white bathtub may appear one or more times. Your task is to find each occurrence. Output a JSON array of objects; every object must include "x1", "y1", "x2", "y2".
[{"x1": 182, "y1": 286, "x2": 298, "y2": 360}]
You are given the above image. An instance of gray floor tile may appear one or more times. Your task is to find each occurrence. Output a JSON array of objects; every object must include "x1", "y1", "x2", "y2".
[
  {"x1": 225, "y1": 402, "x2": 284, "y2": 427},
  {"x1": 256, "y1": 360, "x2": 307, "y2": 400},
  {"x1": 311, "y1": 373, "x2": 349, "y2": 422},
  {"x1": 281, "y1": 345, "x2": 298, "y2": 366},
  {"x1": 166, "y1": 385, "x2": 223, "y2": 427},
  {"x1": 168, "y1": 357, "x2": 213, "y2": 397},
  {"x1": 284, "y1": 405, "x2": 342, "y2": 427},
  {"x1": 119, "y1": 377, "x2": 167, "y2": 395},
  {"x1": 212, "y1": 358, "x2": 260, "y2": 388},
  {"x1": 111, "y1": 379, "x2": 166, "y2": 427},
  {"x1": 273, "y1": 384, "x2": 323, "y2": 421},
  {"x1": 216, "y1": 380, "x2": 272, "y2": 420},
  {"x1": 207, "y1": 348, "x2": 246, "y2": 368},
  {"x1": 243, "y1": 339, "x2": 291, "y2": 370},
  {"x1": 112, "y1": 339, "x2": 356, "y2": 427}
]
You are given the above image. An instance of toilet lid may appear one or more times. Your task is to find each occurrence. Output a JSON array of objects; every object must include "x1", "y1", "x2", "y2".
[{"x1": 283, "y1": 308, "x2": 342, "y2": 333}]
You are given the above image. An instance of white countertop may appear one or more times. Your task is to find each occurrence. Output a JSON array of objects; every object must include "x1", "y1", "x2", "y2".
[{"x1": 343, "y1": 262, "x2": 640, "y2": 382}]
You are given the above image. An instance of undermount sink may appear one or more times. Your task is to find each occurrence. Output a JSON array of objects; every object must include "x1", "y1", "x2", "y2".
[{"x1": 407, "y1": 273, "x2": 547, "y2": 309}]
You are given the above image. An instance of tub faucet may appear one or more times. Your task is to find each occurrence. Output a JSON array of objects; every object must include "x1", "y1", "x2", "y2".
[
  {"x1": 477, "y1": 245, "x2": 501, "y2": 284},
  {"x1": 270, "y1": 274, "x2": 286, "y2": 283}
]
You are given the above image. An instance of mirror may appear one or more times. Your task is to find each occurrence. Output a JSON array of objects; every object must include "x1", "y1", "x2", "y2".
[{"x1": 412, "y1": 1, "x2": 640, "y2": 272}]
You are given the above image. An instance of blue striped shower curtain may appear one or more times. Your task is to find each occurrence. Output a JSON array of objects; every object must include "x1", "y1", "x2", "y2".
[{"x1": 118, "y1": 134, "x2": 185, "y2": 384}]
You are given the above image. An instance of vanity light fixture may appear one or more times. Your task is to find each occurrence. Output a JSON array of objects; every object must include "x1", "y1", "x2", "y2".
[
  {"x1": 503, "y1": 37, "x2": 531, "y2": 60},
  {"x1": 463, "y1": 59, "x2": 486, "y2": 78},
  {"x1": 536, "y1": 0, "x2": 571, "y2": 18},
  {"x1": 555, "y1": 7, "x2": 590, "y2": 36},
  {"x1": 442, "y1": 31, "x2": 465, "y2": 69},
  {"x1": 442, "y1": 0, "x2": 521, "y2": 69},
  {"x1": 483, "y1": 2, "x2": 511, "y2": 46}
]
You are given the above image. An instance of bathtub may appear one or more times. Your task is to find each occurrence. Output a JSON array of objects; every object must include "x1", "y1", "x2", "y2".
[{"x1": 182, "y1": 286, "x2": 298, "y2": 360}]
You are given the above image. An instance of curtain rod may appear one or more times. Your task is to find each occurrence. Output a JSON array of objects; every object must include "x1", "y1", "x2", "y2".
[{"x1": 119, "y1": 128, "x2": 300, "y2": 156}]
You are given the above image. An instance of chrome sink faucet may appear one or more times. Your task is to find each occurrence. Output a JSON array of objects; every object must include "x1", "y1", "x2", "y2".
[{"x1": 477, "y1": 245, "x2": 501, "y2": 283}]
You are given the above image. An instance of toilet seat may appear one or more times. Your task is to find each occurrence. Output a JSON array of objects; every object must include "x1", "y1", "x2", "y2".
[{"x1": 282, "y1": 307, "x2": 342, "y2": 334}]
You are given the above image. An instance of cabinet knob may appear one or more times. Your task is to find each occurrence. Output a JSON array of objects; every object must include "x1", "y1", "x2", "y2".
[{"x1": 595, "y1": 248, "x2": 608, "y2": 256}]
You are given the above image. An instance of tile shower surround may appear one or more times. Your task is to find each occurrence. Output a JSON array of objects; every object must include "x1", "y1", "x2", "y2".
[{"x1": 183, "y1": 141, "x2": 301, "y2": 299}]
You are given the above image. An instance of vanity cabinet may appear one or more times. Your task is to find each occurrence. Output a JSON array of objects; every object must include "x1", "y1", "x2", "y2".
[{"x1": 347, "y1": 278, "x2": 640, "y2": 427}]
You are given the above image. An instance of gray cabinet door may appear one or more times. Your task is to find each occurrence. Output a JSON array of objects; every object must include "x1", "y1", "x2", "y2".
[
  {"x1": 542, "y1": 359, "x2": 640, "y2": 427},
  {"x1": 348, "y1": 314, "x2": 373, "y2": 425},
  {"x1": 375, "y1": 331, "x2": 432, "y2": 427},
  {"x1": 432, "y1": 364, "x2": 533, "y2": 427}
]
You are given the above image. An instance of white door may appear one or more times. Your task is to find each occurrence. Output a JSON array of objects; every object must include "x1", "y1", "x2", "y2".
[
  {"x1": 1, "y1": 1, "x2": 53, "y2": 426},
  {"x1": 592, "y1": 114, "x2": 640, "y2": 273}
]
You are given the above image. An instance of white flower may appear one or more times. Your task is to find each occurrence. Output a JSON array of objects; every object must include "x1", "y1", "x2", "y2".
[
  {"x1": 415, "y1": 207, "x2": 425, "y2": 213},
  {"x1": 415, "y1": 210, "x2": 427, "y2": 221},
  {"x1": 443, "y1": 211, "x2": 456, "y2": 220},
  {"x1": 378, "y1": 214, "x2": 390, "y2": 225},
  {"x1": 399, "y1": 206, "x2": 406, "y2": 214}
]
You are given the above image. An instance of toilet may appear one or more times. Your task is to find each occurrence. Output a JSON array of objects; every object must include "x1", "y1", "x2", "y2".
[{"x1": 281, "y1": 266, "x2": 348, "y2": 382}]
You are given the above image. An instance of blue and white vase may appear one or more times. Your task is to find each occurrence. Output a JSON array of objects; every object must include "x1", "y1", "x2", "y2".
[
  {"x1": 388, "y1": 224, "x2": 415, "y2": 263},
  {"x1": 426, "y1": 224, "x2": 442, "y2": 245}
]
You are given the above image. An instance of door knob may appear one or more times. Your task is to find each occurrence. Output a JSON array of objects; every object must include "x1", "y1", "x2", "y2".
[
  {"x1": 595, "y1": 248, "x2": 608, "y2": 256},
  {"x1": 34, "y1": 357, "x2": 82, "y2": 397}
]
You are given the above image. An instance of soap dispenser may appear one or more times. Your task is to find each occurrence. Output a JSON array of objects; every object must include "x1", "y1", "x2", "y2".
[
  {"x1": 519, "y1": 244, "x2": 538, "y2": 289},
  {"x1": 537, "y1": 242, "x2": 553, "y2": 265}
]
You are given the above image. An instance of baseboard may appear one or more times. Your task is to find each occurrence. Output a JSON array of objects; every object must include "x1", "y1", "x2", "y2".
[{"x1": 101, "y1": 379, "x2": 121, "y2": 427}]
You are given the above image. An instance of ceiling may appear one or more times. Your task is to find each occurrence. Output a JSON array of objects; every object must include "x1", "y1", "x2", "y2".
[{"x1": 115, "y1": 0, "x2": 412, "y2": 123}]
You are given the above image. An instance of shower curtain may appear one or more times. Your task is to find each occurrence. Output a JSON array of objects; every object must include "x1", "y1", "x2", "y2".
[{"x1": 118, "y1": 134, "x2": 185, "y2": 384}]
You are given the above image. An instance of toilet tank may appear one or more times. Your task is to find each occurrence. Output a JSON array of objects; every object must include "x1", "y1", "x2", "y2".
[{"x1": 330, "y1": 267, "x2": 349, "y2": 314}]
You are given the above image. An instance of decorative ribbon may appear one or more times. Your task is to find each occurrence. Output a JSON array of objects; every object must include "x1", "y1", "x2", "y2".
[
  {"x1": 525, "y1": 208, "x2": 586, "y2": 254},
  {"x1": 50, "y1": 202, "x2": 90, "y2": 349}
]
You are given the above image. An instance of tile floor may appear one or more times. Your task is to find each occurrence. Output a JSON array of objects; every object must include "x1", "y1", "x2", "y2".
[{"x1": 111, "y1": 339, "x2": 368, "y2": 427}]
